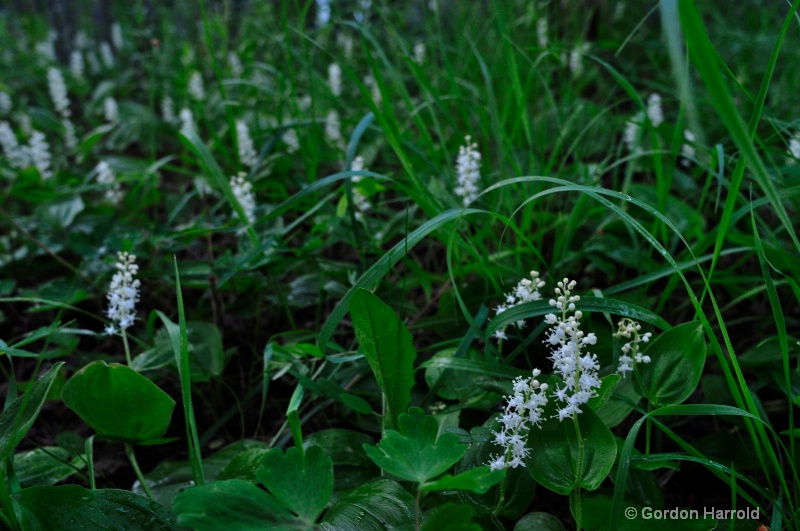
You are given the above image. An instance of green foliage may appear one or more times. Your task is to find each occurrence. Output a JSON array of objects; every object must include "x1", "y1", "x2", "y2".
[{"x1": 61, "y1": 361, "x2": 175, "y2": 443}]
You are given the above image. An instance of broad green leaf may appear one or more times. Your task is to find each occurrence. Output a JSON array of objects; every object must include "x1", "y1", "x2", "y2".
[
  {"x1": 0, "y1": 363, "x2": 64, "y2": 463},
  {"x1": 173, "y1": 479, "x2": 303, "y2": 530},
  {"x1": 525, "y1": 403, "x2": 617, "y2": 495},
  {"x1": 587, "y1": 374, "x2": 621, "y2": 411},
  {"x1": 421, "y1": 503, "x2": 480, "y2": 531},
  {"x1": 219, "y1": 448, "x2": 271, "y2": 482},
  {"x1": 421, "y1": 466, "x2": 504, "y2": 494},
  {"x1": 257, "y1": 446, "x2": 333, "y2": 522},
  {"x1": 349, "y1": 288, "x2": 417, "y2": 430},
  {"x1": 61, "y1": 361, "x2": 175, "y2": 443},
  {"x1": 15, "y1": 485, "x2": 178, "y2": 530},
  {"x1": 514, "y1": 512, "x2": 567, "y2": 531},
  {"x1": 638, "y1": 322, "x2": 706, "y2": 407},
  {"x1": 320, "y1": 479, "x2": 415, "y2": 530},
  {"x1": 363, "y1": 407, "x2": 466, "y2": 484},
  {"x1": 595, "y1": 376, "x2": 641, "y2": 428},
  {"x1": 14, "y1": 447, "x2": 85, "y2": 487}
]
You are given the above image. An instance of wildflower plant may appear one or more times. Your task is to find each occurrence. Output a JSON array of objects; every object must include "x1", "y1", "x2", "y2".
[
  {"x1": 105, "y1": 251, "x2": 141, "y2": 365},
  {"x1": 615, "y1": 317, "x2": 652, "y2": 377},
  {"x1": 454, "y1": 135, "x2": 481, "y2": 206},
  {"x1": 493, "y1": 270, "x2": 545, "y2": 341}
]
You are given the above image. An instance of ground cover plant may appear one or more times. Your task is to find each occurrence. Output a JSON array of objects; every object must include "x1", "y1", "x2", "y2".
[{"x1": 0, "y1": 0, "x2": 799, "y2": 529}]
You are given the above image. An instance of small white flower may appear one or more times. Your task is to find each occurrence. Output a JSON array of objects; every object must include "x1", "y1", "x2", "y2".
[
  {"x1": 614, "y1": 318, "x2": 653, "y2": 377},
  {"x1": 69, "y1": 51, "x2": 84, "y2": 80},
  {"x1": 47, "y1": 67, "x2": 70, "y2": 118},
  {"x1": 788, "y1": 131, "x2": 800, "y2": 163},
  {"x1": 494, "y1": 329, "x2": 508, "y2": 341},
  {"x1": 328, "y1": 63, "x2": 342, "y2": 97},
  {"x1": 104, "y1": 97, "x2": 119, "y2": 123},
  {"x1": 95, "y1": 161, "x2": 122, "y2": 204},
  {"x1": 413, "y1": 42, "x2": 426, "y2": 64},
  {"x1": 188, "y1": 71, "x2": 205, "y2": 101},
  {"x1": 0, "y1": 121, "x2": 29, "y2": 168},
  {"x1": 111, "y1": 23, "x2": 124, "y2": 50},
  {"x1": 179, "y1": 108, "x2": 196, "y2": 136},
  {"x1": 350, "y1": 155, "x2": 371, "y2": 221},
  {"x1": 316, "y1": 0, "x2": 332, "y2": 27},
  {"x1": 364, "y1": 74, "x2": 381, "y2": 106},
  {"x1": 236, "y1": 119, "x2": 258, "y2": 168},
  {"x1": 29, "y1": 130, "x2": 52, "y2": 179},
  {"x1": 681, "y1": 129, "x2": 696, "y2": 167},
  {"x1": 282, "y1": 127, "x2": 299, "y2": 154},
  {"x1": 623, "y1": 111, "x2": 644, "y2": 153},
  {"x1": 647, "y1": 93, "x2": 664, "y2": 128},
  {"x1": 454, "y1": 135, "x2": 481, "y2": 206},
  {"x1": 569, "y1": 43, "x2": 590, "y2": 77},
  {"x1": 230, "y1": 172, "x2": 256, "y2": 231},
  {"x1": 536, "y1": 18, "x2": 548, "y2": 48},
  {"x1": 99, "y1": 42, "x2": 115, "y2": 69},
  {"x1": 62, "y1": 118, "x2": 77, "y2": 151},
  {"x1": 106, "y1": 252, "x2": 140, "y2": 331},
  {"x1": 325, "y1": 109, "x2": 342, "y2": 149},
  {"x1": 161, "y1": 96, "x2": 176, "y2": 123}
]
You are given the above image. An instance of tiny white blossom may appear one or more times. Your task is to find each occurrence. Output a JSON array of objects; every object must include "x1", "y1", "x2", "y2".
[
  {"x1": 111, "y1": 23, "x2": 124, "y2": 50},
  {"x1": 623, "y1": 111, "x2": 644, "y2": 153},
  {"x1": 104, "y1": 97, "x2": 119, "y2": 123},
  {"x1": 316, "y1": 0, "x2": 332, "y2": 27},
  {"x1": 179, "y1": 108, "x2": 196, "y2": 136},
  {"x1": 364, "y1": 74, "x2": 381, "y2": 106},
  {"x1": 325, "y1": 109, "x2": 343, "y2": 150},
  {"x1": 350, "y1": 156, "x2": 371, "y2": 221},
  {"x1": 95, "y1": 161, "x2": 122, "y2": 204},
  {"x1": 615, "y1": 318, "x2": 653, "y2": 377},
  {"x1": 62, "y1": 118, "x2": 77, "y2": 151},
  {"x1": 454, "y1": 135, "x2": 481, "y2": 206},
  {"x1": 161, "y1": 96, "x2": 176, "y2": 123},
  {"x1": 99, "y1": 42, "x2": 115, "y2": 69},
  {"x1": 569, "y1": 43, "x2": 590, "y2": 77},
  {"x1": 236, "y1": 119, "x2": 258, "y2": 168},
  {"x1": 69, "y1": 50, "x2": 84, "y2": 80},
  {"x1": 230, "y1": 172, "x2": 256, "y2": 232},
  {"x1": 0, "y1": 92, "x2": 10, "y2": 115},
  {"x1": 47, "y1": 67, "x2": 70, "y2": 118},
  {"x1": 328, "y1": 63, "x2": 342, "y2": 97},
  {"x1": 536, "y1": 18, "x2": 548, "y2": 48},
  {"x1": 413, "y1": 42, "x2": 426, "y2": 64},
  {"x1": 647, "y1": 93, "x2": 664, "y2": 128},
  {"x1": 29, "y1": 130, "x2": 52, "y2": 179},
  {"x1": 788, "y1": 131, "x2": 800, "y2": 163},
  {"x1": 188, "y1": 71, "x2": 205, "y2": 101},
  {"x1": 681, "y1": 129, "x2": 696, "y2": 167},
  {"x1": 105, "y1": 252, "x2": 140, "y2": 331},
  {"x1": 0, "y1": 121, "x2": 29, "y2": 168},
  {"x1": 282, "y1": 127, "x2": 299, "y2": 154}
]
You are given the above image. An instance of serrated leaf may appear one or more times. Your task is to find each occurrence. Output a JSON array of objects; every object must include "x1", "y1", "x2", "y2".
[
  {"x1": 363, "y1": 407, "x2": 467, "y2": 484},
  {"x1": 257, "y1": 446, "x2": 333, "y2": 522},
  {"x1": 349, "y1": 288, "x2": 417, "y2": 430},
  {"x1": 61, "y1": 361, "x2": 175, "y2": 443}
]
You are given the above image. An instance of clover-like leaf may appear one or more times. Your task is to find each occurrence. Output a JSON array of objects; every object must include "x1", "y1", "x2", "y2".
[
  {"x1": 363, "y1": 407, "x2": 467, "y2": 484},
  {"x1": 256, "y1": 446, "x2": 333, "y2": 523}
]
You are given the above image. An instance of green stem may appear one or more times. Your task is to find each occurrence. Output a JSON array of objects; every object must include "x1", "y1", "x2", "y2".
[
  {"x1": 121, "y1": 329, "x2": 132, "y2": 366},
  {"x1": 124, "y1": 444, "x2": 154, "y2": 500},
  {"x1": 572, "y1": 413, "x2": 584, "y2": 531},
  {"x1": 0, "y1": 463, "x2": 20, "y2": 531}
]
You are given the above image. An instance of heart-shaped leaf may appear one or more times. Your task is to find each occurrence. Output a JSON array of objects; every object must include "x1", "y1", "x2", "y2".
[
  {"x1": 173, "y1": 479, "x2": 304, "y2": 530},
  {"x1": 61, "y1": 361, "x2": 175, "y2": 443},
  {"x1": 256, "y1": 445, "x2": 333, "y2": 523},
  {"x1": 637, "y1": 321, "x2": 707, "y2": 407},
  {"x1": 320, "y1": 479, "x2": 415, "y2": 529},
  {"x1": 15, "y1": 485, "x2": 178, "y2": 530},
  {"x1": 363, "y1": 407, "x2": 467, "y2": 484},
  {"x1": 0, "y1": 363, "x2": 64, "y2": 463},
  {"x1": 349, "y1": 288, "x2": 417, "y2": 430},
  {"x1": 525, "y1": 403, "x2": 617, "y2": 495}
]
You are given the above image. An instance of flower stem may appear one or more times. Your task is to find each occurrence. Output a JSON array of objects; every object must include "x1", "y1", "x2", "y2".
[
  {"x1": 572, "y1": 413, "x2": 584, "y2": 531},
  {"x1": 121, "y1": 329, "x2": 132, "y2": 366},
  {"x1": 125, "y1": 443, "x2": 154, "y2": 500}
]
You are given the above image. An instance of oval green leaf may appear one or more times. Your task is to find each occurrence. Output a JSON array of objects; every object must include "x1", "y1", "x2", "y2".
[
  {"x1": 320, "y1": 479, "x2": 415, "y2": 530},
  {"x1": 62, "y1": 361, "x2": 175, "y2": 443}
]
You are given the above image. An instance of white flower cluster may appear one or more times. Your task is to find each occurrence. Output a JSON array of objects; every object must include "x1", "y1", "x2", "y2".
[
  {"x1": 180, "y1": 108, "x2": 196, "y2": 136},
  {"x1": 230, "y1": 172, "x2": 256, "y2": 231},
  {"x1": 29, "y1": 130, "x2": 52, "y2": 179},
  {"x1": 111, "y1": 23, "x2": 125, "y2": 50},
  {"x1": 365, "y1": 74, "x2": 381, "y2": 106},
  {"x1": 488, "y1": 369, "x2": 549, "y2": 471},
  {"x1": 95, "y1": 161, "x2": 122, "y2": 204},
  {"x1": 337, "y1": 33, "x2": 354, "y2": 59},
  {"x1": 63, "y1": 118, "x2": 77, "y2": 151},
  {"x1": 494, "y1": 270, "x2": 545, "y2": 340},
  {"x1": 454, "y1": 135, "x2": 481, "y2": 206},
  {"x1": 0, "y1": 121, "x2": 30, "y2": 168},
  {"x1": 569, "y1": 42, "x2": 590, "y2": 77},
  {"x1": 647, "y1": 93, "x2": 664, "y2": 127},
  {"x1": 282, "y1": 127, "x2": 299, "y2": 153},
  {"x1": 328, "y1": 63, "x2": 342, "y2": 97},
  {"x1": 350, "y1": 156, "x2": 371, "y2": 221},
  {"x1": 188, "y1": 71, "x2": 205, "y2": 101},
  {"x1": 236, "y1": 119, "x2": 257, "y2": 167},
  {"x1": 70, "y1": 51, "x2": 84, "y2": 80},
  {"x1": 623, "y1": 111, "x2": 644, "y2": 153},
  {"x1": 681, "y1": 129, "x2": 696, "y2": 167},
  {"x1": 536, "y1": 18, "x2": 548, "y2": 48},
  {"x1": 162, "y1": 96, "x2": 176, "y2": 124},
  {"x1": 104, "y1": 97, "x2": 119, "y2": 123},
  {"x1": 413, "y1": 42, "x2": 426, "y2": 64},
  {"x1": 105, "y1": 251, "x2": 140, "y2": 334},
  {"x1": 100, "y1": 42, "x2": 115, "y2": 69},
  {"x1": 788, "y1": 131, "x2": 800, "y2": 163},
  {"x1": 47, "y1": 67, "x2": 70, "y2": 117},
  {"x1": 0, "y1": 91, "x2": 10, "y2": 115},
  {"x1": 325, "y1": 110, "x2": 342, "y2": 149},
  {"x1": 545, "y1": 279, "x2": 600, "y2": 421},
  {"x1": 615, "y1": 318, "x2": 652, "y2": 377}
]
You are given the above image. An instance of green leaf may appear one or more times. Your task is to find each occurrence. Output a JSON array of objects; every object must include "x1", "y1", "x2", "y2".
[
  {"x1": 14, "y1": 447, "x2": 85, "y2": 487},
  {"x1": 525, "y1": 404, "x2": 617, "y2": 495},
  {"x1": 15, "y1": 485, "x2": 179, "y2": 530},
  {"x1": 587, "y1": 374, "x2": 621, "y2": 411},
  {"x1": 637, "y1": 322, "x2": 707, "y2": 407},
  {"x1": 0, "y1": 363, "x2": 64, "y2": 463},
  {"x1": 514, "y1": 512, "x2": 567, "y2": 531},
  {"x1": 421, "y1": 503, "x2": 480, "y2": 531},
  {"x1": 219, "y1": 448, "x2": 271, "y2": 482},
  {"x1": 363, "y1": 407, "x2": 467, "y2": 484},
  {"x1": 349, "y1": 288, "x2": 417, "y2": 430},
  {"x1": 257, "y1": 446, "x2": 333, "y2": 522},
  {"x1": 173, "y1": 479, "x2": 304, "y2": 530},
  {"x1": 421, "y1": 466, "x2": 504, "y2": 494},
  {"x1": 320, "y1": 479, "x2": 415, "y2": 530},
  {"x1": 61, "y1": 361, "x2": 175, "y2": 443}
]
